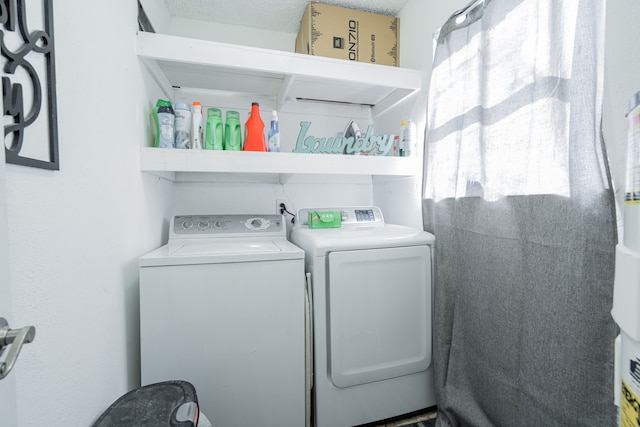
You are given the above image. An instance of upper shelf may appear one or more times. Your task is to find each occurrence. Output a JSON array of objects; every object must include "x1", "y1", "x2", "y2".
[{"x1": 136, "y1": 32, "x2": 422, "y2": 115}]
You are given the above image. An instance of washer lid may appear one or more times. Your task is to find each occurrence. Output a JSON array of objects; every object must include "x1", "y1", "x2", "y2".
[
  {"x1": 139, "y1": 238, "x2": 304, "y2": 267},
  {"x1": 170, "y1": 240, "x2": 281, "y2": 256},
  {"x1": 290, "y1": 223, "x2": 435, "y2": 256}
]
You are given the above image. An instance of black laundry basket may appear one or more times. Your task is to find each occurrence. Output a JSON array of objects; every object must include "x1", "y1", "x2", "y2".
[{"x1": 92, "y1": 380, "x2": 200, "y2": 427}]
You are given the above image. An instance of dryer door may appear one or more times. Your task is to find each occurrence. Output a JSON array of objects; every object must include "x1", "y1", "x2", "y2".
[{"x1": 327, "y1": 245, "x2": 431, "y2": 388}]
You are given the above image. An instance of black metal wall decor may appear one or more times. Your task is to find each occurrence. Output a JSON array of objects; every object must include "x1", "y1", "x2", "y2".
[{"x1": 1, "y1": 0, "x2": 58, "y2": 170}]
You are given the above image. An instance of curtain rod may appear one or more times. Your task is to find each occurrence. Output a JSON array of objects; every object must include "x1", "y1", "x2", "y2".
[{"x1": 453, "y1": 0, "x2": 486, "y2": 20}]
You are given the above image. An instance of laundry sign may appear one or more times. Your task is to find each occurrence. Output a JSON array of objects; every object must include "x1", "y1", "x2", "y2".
[{"x1": 292, "y1": 121, "x2": 395, "y2": 156}]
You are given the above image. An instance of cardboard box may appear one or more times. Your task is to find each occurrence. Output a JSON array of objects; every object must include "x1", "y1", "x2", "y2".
[{"x1": 295, "y1": 2, "x2": 399, "y2": 67}]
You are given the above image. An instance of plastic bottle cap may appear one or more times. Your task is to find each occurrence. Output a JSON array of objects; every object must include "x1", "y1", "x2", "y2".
[
  {"x1": 175, "y1": 102, "x2": 189, "y2": 110},
  {"x1": 156, "y1": 99, "x2": 172, "y2": 107},
  {"x1": 272, "y1": 110, "x2": 278, "y2": 120},
  {"x1": 192, "y1": 102, "x2": 202, "y2": 106},
  {"x1": 226, "y1": 110, "x2": 240, "y2": 119},
  {"x1": 401, "y1": 120, "x2": 408, "y2": 126},
  {"x1": 207, "y1": 108, "x2": 222, "y2": 117}
]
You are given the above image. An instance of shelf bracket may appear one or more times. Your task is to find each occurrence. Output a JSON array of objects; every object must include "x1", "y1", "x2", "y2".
[
  {"x1": 372, "y1": 88, "x2": 419, "y2": 119},
  {"x1": 139, "y1": 58, "x2": 174, "y2": 101},
  {"x1": 277, "y1": 75, "x2": 295, "y2": 111}
]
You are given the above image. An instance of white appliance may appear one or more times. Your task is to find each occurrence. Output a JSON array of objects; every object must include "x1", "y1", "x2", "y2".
[
  {"x1": 613, "y1": 91, "x2": 640, "y2": 423},
  {"x1": 290, "y1": 207, "x2": 436, "y2": 427},
  {"x1": 139, "y1": 214, "x2": 306, "y2": 427}
]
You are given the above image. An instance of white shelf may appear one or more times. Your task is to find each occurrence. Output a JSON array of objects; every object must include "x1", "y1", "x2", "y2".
[
  {"x1": 137, "y1": 33, "x2": 422, "y2": 181},
  {"x1": 140, "y1": 147, "x2": 418, "y2": 180},
  {"x1": 136, "y1": 32, "x2": 422, "y2": 115}
]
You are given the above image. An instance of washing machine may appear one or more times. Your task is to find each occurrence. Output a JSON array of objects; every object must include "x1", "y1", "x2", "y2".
[
  {"x1": 290, "y1": 206, "x2": 436, "y2": 427},
  {"x1": 139, "y1": 214, "x2": 307, "y2": 427}
]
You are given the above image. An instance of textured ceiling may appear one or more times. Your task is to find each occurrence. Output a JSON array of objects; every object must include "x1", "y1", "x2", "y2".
[{"x1": 163, "y1": 0, "x2": 409, "y2": 33}]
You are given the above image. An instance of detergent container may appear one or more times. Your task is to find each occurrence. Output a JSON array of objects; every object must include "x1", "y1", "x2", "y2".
[
  {"x1": 174, "y1": 102, "x2": 191, "y2": 149},
  {"x1": 205, "y1": 108, "x2": 223, "y2": 150},
  {"x1": 191, "y1": 102, "x2": 203, "y2": 150},
  {"x1": 224, "y1": 110, "x2": 242, "y2": 150},
  {"x1": 153, "y1": 99, "x2": 174, "y2": 149},
  {"x1": 244, "y1": 102, "x2": 266, "y2": 152}
]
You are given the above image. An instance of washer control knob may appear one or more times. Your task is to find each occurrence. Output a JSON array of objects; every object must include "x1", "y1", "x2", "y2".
[
  {"x1": 198, "y1": 220, "x2": 210, "y2": 229},
  {"x1": 213, "y1": 220, "x2": 223, "y2": 229},
  {"x1": 181, "y1": 220, "x2": 194, "y2": 230}
]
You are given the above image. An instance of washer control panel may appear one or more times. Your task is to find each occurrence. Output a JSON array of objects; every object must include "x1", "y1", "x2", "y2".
[{"x1": 171, "y1": 214, "x2": 284, "y2": 238}]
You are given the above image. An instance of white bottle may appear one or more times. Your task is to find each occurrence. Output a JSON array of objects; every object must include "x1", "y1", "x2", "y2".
[
  {"x1": 174, "y1": 102, "x2": 191, "y2": 149},
  {"x1": 191, "y1": 102, "x2": 203, "y2": 150},
  {"x1": 403, "y1": 120, "x2": 417, "y2": 157}
]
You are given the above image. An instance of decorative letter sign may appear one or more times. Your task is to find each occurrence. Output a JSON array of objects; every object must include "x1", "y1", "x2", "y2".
[
  {"x1": 292, "y1": 121, "x2": 395, "y2": 156},
  {"x1": 1, "y1": 0, "x2": 59, "y2": 170}
]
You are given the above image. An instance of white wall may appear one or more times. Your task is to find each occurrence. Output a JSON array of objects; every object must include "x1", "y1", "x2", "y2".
[
  {"x1": 139, "y1": 0, "x2": 296, "y2": 51},
  {"x1": 5, "y1": 1, "x2": 173, "y2": 425},
  {"x1": 171, "y1": 17, "x2": 296, "y2": 51},
  {"x1": 0, "y1": 98, "x2": 16, "y2": 427}
]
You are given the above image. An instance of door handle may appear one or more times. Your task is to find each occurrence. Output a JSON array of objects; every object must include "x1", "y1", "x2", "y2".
[{"x1": 0, "y1": 317, "x2": 35, "y2": 380}]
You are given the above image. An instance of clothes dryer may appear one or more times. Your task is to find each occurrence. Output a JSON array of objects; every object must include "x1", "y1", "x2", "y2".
[
  {"x1": 290, "y1": 207, "x2": 436, "y2": 427},
  {"x1": 139, "y1": 214, "x2": 306, "y2": 427}
]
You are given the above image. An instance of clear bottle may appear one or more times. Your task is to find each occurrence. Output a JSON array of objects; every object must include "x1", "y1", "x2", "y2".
[
  {"x1": 392, "y1": 133, "x2": 400, "y2": 157},
  {"x1": 205, "y1": 108, "x2": 223, "y2": 150},
  {"x1": 244, "y1": 102, "x2": 266, "y2": 152},
  {"x1": 191, "y1": 102, "x2": 203, "y2": 150},
  {"x1": 174, "y1": 102, "x2": 191, "y2": 149},
  {"x1": 153, "y1": 99, "x2": 175, "y2": 149},
  {"x1": 404, "y1": 120, "x2": 417, "y2": 157},
  {"x1": 268, "y1": 110, "x2": 280, "y2": 152},
  {"x1": 399, "y1": 120, "x2": 407, "y2": 156}
]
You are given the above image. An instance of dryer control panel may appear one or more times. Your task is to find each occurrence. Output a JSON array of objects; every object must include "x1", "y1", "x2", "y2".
[
  {"x1": 344, "y1": 208, "x2": 381, "y2": 224},
  {"x1": 296, "y1": 206, "x2": 384, "y2": 227},
  {"x1": 170, "y1": 214, "x2": 285, "y2": 238}
]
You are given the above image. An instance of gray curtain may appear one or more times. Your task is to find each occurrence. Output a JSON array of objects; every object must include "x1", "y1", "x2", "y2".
[{"x1": 423, "y1": 0, "x2": 618, "y2": 426}]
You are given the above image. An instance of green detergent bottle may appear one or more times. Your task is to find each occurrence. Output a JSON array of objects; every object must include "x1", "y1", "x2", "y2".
[
  {"x1": 224, "y1": 110, "x2": 242, "y2": 150},
  {"x1": 205, "y1": 108, "x2": 223, "y2": 150}
]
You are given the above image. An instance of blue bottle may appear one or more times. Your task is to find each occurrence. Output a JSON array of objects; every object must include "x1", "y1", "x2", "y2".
[{"x1": 268, "y1": 110, "x2": 280, "y2": 152}]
